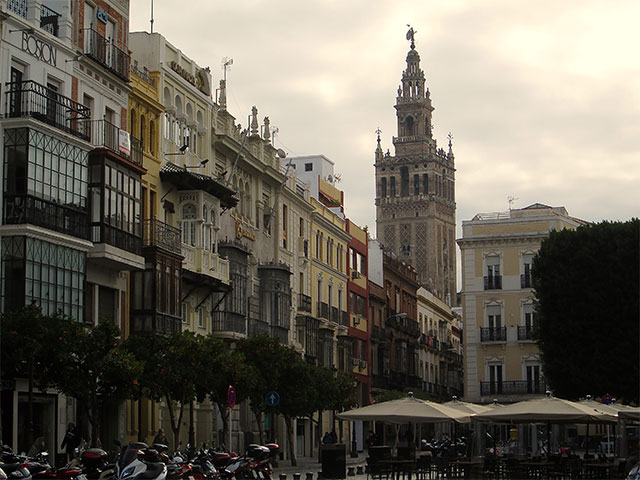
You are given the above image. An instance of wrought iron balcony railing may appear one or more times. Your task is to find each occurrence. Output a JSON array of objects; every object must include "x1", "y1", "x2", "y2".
[
  {"x1": 40, "y1": 5, "x2": 60, "y2": 36},
  {"x1": 82, "y1": 27, "x2": 130, "y2": 81},
  {"x1": 85, "y1": 119, "x2": 143, "y2": 166},
  {"x1": 480, "y1": 380, "x2": 546, "y2": 396},
  {"x1": 143, "y1": 219, "x2": 182, "y2": 255},
  {"x1": 318, "y1": 301, "x2": 329, "y2": 319},
  {"x1": 330, "y1": 306, "x2": 339, "y2": 324},
  {"x1": 248, "y1": 319, "x2": 270, "y2": 337},
  {"x1": 518, "y1": 325, "x2": 535, "y2": 341},
  {"x1": 341, "y1": 310, "x2": 349, "y2": 326},
  {"x1": 484, "y1": 275, "x2": 502, "y2": 290},
  {"x1": 297, "y1": 293, "x2": 311, "y2": 313},
  {"x1": 7, "y1": 0, "x2": 27, "y2": 18},
  {"x1": 91, "y1": 223, "x2": 142, "y2": 255},
  {"x1": 521, "y1": 273, "x2": 533, "y2": 288},
  {"x1": 212, "y1": 311, "x2": 246, "y2": 335},
  {"x1": 4, "y1": 194, "x2": 88, "y2": 239},
  {"x1": 480, "y1": 326, "x2": 507, "y2": 342},
  {"x1": 4, "y1": 80, "x2": 90, "y2": 139}
]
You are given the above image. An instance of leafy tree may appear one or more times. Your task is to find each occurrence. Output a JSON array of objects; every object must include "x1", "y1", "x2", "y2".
[
  {"x1": 532, "y1": 219, "x2": 639, "y2": 403},
  {"x1": 48, "y1": 319, "x2": 142, "y2": 446},
  {"x1": 0, "y1": 305, "x2": 59, "y2": 447},
  {"x1": 124, "y1": 331, "x2": 217, "y2": 449}
]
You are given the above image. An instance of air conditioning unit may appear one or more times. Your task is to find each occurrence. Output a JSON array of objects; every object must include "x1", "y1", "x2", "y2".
[
  {"x1": 352, "y1": 358, "x2": 360, "y2": 366},
  {"x1": 353, "y1": 316, "x2": 360, "y2": 326},
  {"x1": 351, "y1": 271, "x2": 361, "y2": 279}
]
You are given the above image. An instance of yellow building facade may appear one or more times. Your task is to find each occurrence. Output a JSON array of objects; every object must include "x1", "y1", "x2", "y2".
[{"x1": 457, "y1": 203, "x2": 584, "y2": 403}]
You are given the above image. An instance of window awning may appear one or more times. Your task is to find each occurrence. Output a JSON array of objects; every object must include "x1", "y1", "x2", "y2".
[{"x1": 160, "y1": 162, "x2": 238, "y2": 209}]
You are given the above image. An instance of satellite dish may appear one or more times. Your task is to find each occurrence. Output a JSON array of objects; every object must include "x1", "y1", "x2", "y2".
[{"x1": 276, "y1": 149, "x2": 286, "y2": 159}]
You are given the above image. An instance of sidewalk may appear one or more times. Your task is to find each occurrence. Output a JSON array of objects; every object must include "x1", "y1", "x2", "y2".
[{"x1": 272, "y1": 451, "x2": 367, "y2": 479}]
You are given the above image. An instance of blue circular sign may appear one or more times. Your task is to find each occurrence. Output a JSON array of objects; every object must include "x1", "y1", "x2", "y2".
[{"x1": 266, "y1": 391, "x2": 280, "y2": 407}]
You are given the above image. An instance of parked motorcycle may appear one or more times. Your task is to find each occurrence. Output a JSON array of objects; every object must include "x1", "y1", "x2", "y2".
[{"x1": 113, "y1": 442, "x2": 166, "y2": 480}]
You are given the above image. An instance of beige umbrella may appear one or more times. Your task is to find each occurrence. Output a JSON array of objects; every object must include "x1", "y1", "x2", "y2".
[
  {"x1": 444, "y1": 398, "x2": 493, "y2": 415},
  {"x1": 337, "y1": 394, "x2": 470, "y2": 424},
  {"x1": 618, "y1": 407, "x2": 640, "y2": 422},
  {"x1": 577, "y1": 398, "x2": 625, "y2": 456},
  {"x1": 472, "y1": 395, "x2": 617, "y2": 424}
]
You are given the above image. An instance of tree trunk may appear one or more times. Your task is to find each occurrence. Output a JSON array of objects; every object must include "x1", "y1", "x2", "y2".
[
  {"x1": 27, "y1": 358, "x2": 35, "y2": 449},
  {"x1": 217, "y1": 404, "x2": 229, "y2": 451},
  {"x1": 188, "y1": 400, "x2": 195, "y2": 446},
  {"x1": 253, "y1": 408, "x2": 264, "y2": 445},
  {"x1": 284, "y1": 416, "x2": 296, "y2": 467},
  {"x1": 166, "y1": 397, "x2": 184, "y2": 452}
]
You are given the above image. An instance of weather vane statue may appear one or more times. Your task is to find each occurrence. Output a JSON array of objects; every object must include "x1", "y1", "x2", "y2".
[{"x1": 406, "y1": 24, "x2": 416, "y2": 49}]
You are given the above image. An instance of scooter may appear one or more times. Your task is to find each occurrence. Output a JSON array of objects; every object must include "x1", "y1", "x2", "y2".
[{"x1": 113, "y1": 443, "x2": 166, "y2": 480}]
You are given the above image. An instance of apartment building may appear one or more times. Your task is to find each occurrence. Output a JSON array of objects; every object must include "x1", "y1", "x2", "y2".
[{"x1": 457, "y1": 203, "x2": 584, "y2": 403}]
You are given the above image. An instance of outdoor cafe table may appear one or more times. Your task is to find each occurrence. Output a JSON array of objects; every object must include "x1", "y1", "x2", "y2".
[{"x1": 378, "y1": 458, "x2": 417, "y2": 480}]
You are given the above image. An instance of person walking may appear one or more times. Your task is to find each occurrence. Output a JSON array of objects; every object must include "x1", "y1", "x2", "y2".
[
  {"x1": 60, "y1": 422, "x2": 81, "y2": 463},
  {"x1": 153, "y1": 428, "x2": 169, "y2": 447}
]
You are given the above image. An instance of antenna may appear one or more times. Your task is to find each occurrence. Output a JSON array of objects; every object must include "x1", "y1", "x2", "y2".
[
  {"x1": 508, "y1": 196, "x2": 518, "y2": 210},
  {"x1": 222, "y1": 57, "x2": 233, "y2": 82},
  {"x1": 150, "y1": 0, "x2": 154, "y2": 33}
]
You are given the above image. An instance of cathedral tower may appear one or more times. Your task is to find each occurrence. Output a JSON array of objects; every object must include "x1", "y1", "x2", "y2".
[{"x1": 375, "y1": 28, "x2": 457, "y2": 304}]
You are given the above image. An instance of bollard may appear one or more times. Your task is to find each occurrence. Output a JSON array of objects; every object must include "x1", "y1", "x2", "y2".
[
  {"x1": 293, "y1": 474, "x2": 301, "y2": 480},
  {"x1": 356, "y1": 466, "x2": 364, "y2": 475},
  {"x1": 306, "y1": 473, "x2": 314, "y2": 480},
  {"x1": 279, "y1": 474, "x2": 287, "y2": 480},
  {"x1": 347, "y1": 467, "x2": 356, "y2": 477}
]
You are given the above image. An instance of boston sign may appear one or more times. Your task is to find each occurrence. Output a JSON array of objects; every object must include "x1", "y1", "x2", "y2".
[{"x1": 21, "y1": 32, "x2": 57, "y2": 66}]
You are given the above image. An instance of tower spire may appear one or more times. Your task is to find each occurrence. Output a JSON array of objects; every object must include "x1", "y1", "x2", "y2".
[
  {"x1": 375, "y1": 127, "x2": 383, "y2": 162},
  {"x1": 406, "y1": 25, "x2": 416, "y2": 50}
]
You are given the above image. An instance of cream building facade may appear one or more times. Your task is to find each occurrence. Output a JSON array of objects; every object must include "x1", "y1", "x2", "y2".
[{"x1": 457, "y1": 203, "x2": 585, "y2": 403}]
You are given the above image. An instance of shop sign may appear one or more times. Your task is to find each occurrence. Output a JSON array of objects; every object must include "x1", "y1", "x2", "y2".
[
  {"x1": 118, "y1": 130, "x2": 130, "y2": 157},
  {"x1": 21, "y1": 32, "x2": 57, "y2": 66},
  {"x1": 235, "y1": 220, "x2": 256, "y2": 241}
]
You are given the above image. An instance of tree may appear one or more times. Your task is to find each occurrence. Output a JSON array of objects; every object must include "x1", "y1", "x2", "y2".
[
  {"x1": 532, "y1": 219, "x2": 639, "y2": 403},
  {"x1": 124, "y1": 331, "x2": 216, "y2": 449},
  {"x1": 48, "y1": 319, "x2": 143, "y2": 446},
  {"x1": 0, "y1": 305, "x2": 59, "y2": 448}
]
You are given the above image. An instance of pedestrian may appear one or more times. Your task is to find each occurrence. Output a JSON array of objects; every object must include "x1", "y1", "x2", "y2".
[
  {"x1": 330, "y1": 430, "x2": 338, "y2": 444},
  {"x1": 322, "y1": 432, "x2": 333, "y2": 444},
  {"x1": 366, "y1": 430, "x2": 378, "y2": 450},
  {"x1": 153, "y1": 428, "x2": 169, "y2": 447},
  {"x1": 60, "y1": 422, "x2": 81, "y2": 463}
]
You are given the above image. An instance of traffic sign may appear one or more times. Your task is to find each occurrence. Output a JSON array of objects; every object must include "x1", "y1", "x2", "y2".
[
  {"x1": 228, "y1": 385, "x2": 237, "y2": 408},
  {"x1": 266, "y1": 391, "x2": 280, "y2": 407}
]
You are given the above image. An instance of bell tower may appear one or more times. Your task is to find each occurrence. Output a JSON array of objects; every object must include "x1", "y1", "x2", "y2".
[{"x1": 374, "y1": 27, "x2": 457, "y2": 305}]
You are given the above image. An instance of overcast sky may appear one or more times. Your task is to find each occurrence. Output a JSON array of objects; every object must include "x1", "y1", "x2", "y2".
[{"x1": 130, "y1": 0, "x2": 639, "y2": 237}]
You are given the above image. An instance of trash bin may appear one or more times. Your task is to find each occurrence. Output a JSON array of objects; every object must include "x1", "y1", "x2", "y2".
[{"x1": 321, "y1": 443, "x2": 346, "y2": 479}]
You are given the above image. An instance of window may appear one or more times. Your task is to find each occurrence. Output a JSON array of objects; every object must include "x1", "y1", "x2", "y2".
[
  {"x1": 526, "y1": 365, "x2": 541, "y2": 393},
  {"x1": 423, "y1": 173, "x2": 428, "y2": 194},
  {"x1": 198, "y1": 308, "x2": 204, "y2": 328},
  {"x1": 487, "y1": 305, "x2": 501, "y2": 329},
  {"x1": 484, "y1": 255, "x2": 502, "y2": 290},
  {"x1": 381, "y1": 177, "x2": 387, "y2": 197},
  {"x1": 182, "y1": 303, "x2": 187, "y2": 324},
  {"x1": 390, "y1": 177, "x2": 396, "y2": 196},
  {"x1": 305, "y1": 163, "x2": 313, "y2": 172},
  {"x1": 400, "y1": 166, "x2": 409, "y2": 196},
  {"x1": 414, "y1": 174, "x2": 420, "y2": 195},
  {"x1": 282, "y1": 204, "x2": 288, "y2": 249},
  {"x1": 521, "y1": 253, "x2": 534, "y2": 288},
  {"x1": 181, "y1": 203, "x2": 197, "y2": 246},
  {"x1": 488, "y1": 364, "x2": 503, "y2": 394}
]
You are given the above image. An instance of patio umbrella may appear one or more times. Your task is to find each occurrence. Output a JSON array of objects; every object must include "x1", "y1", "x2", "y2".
[
  {"x1": 444, "y1": 398, "x2": 494, "y2": 415},
  {"x1": 337, "y1": 394, "x2": 471, "y2": 424},
  {"x1": 619, "y1": 407, "x2": 640, "y2": 422},
  {"x1": 472, "y1": 394, "x2": 617, "y2": 457},
  {"x1": 577, "y1": 397, "x2": 630, "y2": 456}
]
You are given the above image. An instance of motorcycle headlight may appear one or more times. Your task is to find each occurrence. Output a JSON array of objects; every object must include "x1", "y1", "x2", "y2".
[{"x1": 121, "y1": 466, "x2": 135, "y2": 479}]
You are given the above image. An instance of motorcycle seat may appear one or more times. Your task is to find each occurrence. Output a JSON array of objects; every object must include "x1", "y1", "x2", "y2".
[{"x1": 141, "y1": 463, "x2": 165, "y2": 479}]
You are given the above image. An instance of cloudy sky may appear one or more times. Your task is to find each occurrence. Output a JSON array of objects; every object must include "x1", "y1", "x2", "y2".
[{"x1": 130, "y1": 0, "x2": 639, "y2": 236}]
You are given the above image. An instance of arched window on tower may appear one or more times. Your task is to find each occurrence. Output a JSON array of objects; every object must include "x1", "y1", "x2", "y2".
[
  {"x1": 405, "y1": 116, "x2": 414, "y2": 136},
  {"x1": 390, "y1": 176, "x2": 396, "y2": 197},
  {"x1": 400, "y1": 166, "x2": 409, "y2": 197},
  {"x1": 381, "y1": 177, "x2": 387, "y2": 197}
]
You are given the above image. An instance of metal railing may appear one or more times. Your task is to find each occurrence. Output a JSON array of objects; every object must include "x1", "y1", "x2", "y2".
[
  {"x1": 40, "y1": 5, "x2": 60, "y2": 36},
  {"x1": 143, "y1": 219, "x2": 181, "y2": 255},
  {"x1": 341, "y1": 310, "x2": 349, "y2": 326},
  {"x1": 4, "y1": 80, "x2": 91, "y2": 139},
  {"x1": 480, "y1": 380, "x2": 546, "y2": 396},
  {"x1": 297, "y1": 293, "x2": 311, "y2": 313},
  {"x1": 85, "y1": 119, "x2": 143, "y2": 166},
  {"x1": 330, "y1": 306, "x2": 339, "y2": 324},
  {"x1": 248, "y1": 319, "x2": 269, "y2": 337},
  {"x1": 480, "y1": 326, "x2": 507, "y2": 342},
  {"x1": 82, "y1": 27, "x2": 130, "y2": 81},
  {"x1": 318, "y1": 301, "x2": 329, "y2": 319},
  {"x1": 7, "y1": 0, "x2": 27, "y2": 18},
  {"x1": 484, "y1": 275, "x2": 502, "y2": 290},
  {"x1": 4, "y1": 194, "x2": 88, "y2": 239},
  {"x1": 211, "y1": 311, "x2": 246, "y2": 335},
  {"x1": 91, "y1": 223, "x2": 142, "y2": 255},
  {"x1": 521, "y1": 274, "x2": 532, "y2": 288},
  {"x1": 518, "y1": 325, "x2": 534, "y2": 341}
]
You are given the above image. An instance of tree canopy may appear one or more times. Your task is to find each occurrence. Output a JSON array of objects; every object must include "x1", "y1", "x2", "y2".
[{"x1": 532, "y1": 219, "x2": 639, "y2": 403}]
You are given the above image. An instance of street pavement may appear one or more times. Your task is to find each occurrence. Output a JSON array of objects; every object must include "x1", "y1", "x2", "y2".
[{"x1": 272, "y1": 452, "x2": 368, "y2": 480}]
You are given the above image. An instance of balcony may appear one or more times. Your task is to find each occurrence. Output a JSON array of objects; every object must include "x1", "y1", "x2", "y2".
[
  {"x1": 90, "y1": 223, "x2": 142, "y2": 255},
  {"x1": 480, "y1": 380, "x2": 546, "y2": 396},
  {"x1": 40, "y1": 5, "x2": 61, "y2": 36},
  {"x1": 297, "y1": 293, "x2": 311, "y2": 313},
  {"x1": 518, "y1": 325, "x2": 535, "y2": 341},
  {"x1": 212, "y1": 311, "x2": 246, "y2": 336},
  {"x1": 132, "y1": 313, "x2": 182, "y2": 335},
  {"x1": 521, "y1": 273, "x2": 533, "y2": 289},
  {"x1": 82, "y1": 28, "x2": 130, "y2": 81},
  {"x1": 341, "y1": 310, "x2": 349, "y2": 326},
  {"x1": 248, "y1": 319, "x2": 270, "y2": 337},
  {"x1": 480, "y1": 326, "x2": 507, "y2": 342},
  {"x1": 4, "y1": 194, "x2": 88, "y2": 239},
  {"x1": 484, "y1": 275, "x2": 502, "y2": 290},
  {"x1": 143, "y1": 219, "x2": 181, "y2": 256},
  {"x1": 4, "y1": 80, "x2": 90, "y2": 139},
  {"x1": 182, "y1": 245, "x2": 229, "y2": 284},
  {"x1": 330, "y1": 306, "x2": 340, "y2": 324},
  {"x1": 318, "y1": 301, "x2": 329, "y2": 319},
  {"x1": 86, "y1": 119, "x2": 143, "y2": 166},
  {"x1": 7, "y1": 0, "x2": 27, "y2": 18}
]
